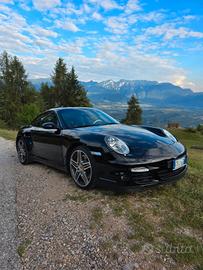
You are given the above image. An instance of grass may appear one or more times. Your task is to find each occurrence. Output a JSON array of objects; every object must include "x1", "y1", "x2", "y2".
[
  {"x1": 0, "y1": 128, "x2": 17, "y2": 141},
  {"x1": 105, "y1": 128, "x2": 203, "y2": 267},
  {"x1": 63, "y1": 190, "x2": 93, "y2": 202},
  {"x1": 111, "y1": 204, "x2": 125, "y2": 217},
  {"x1": 169, "y1": 128, "x2": 203, "y2": 148},
  {"x1": 17, "y1": 239, "x2": 32, "y2": 257},
  {"x1": 159, "y1": 231, "x2": 203, "y2": 265},
  {"x1": 90, "y1": 206, "x2": 103, "y2": 229}
]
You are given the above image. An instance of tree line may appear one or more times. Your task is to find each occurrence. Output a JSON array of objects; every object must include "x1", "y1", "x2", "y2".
[{"x1": 0, "y1": 51, "x2": 142, "y2": 129}]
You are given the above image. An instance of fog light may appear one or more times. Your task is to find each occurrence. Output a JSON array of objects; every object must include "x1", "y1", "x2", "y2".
[{"x1": 131, "y1": 167, "x2": 149, "y2": 172}]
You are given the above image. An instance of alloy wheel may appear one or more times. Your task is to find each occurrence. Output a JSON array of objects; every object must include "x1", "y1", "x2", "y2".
[{"x1": 70, "y1": 150, "x2": 92, "y2": 187}]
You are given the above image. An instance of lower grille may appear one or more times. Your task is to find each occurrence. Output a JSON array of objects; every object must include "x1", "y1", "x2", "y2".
[
  {"x1": 129, "y1": 160, "x2": 186, "y2": 186},
  {"x1": 158, "y1": 167, "x2": 185, "y2": 180}
]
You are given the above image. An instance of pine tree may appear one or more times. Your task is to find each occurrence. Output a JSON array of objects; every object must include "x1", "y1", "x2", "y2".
[
  {"x1": 123, "y1": 95, "x2": 142, "y2": 125},
  {"x1": 51, "y1": 58, "x2": 91, "y2": 107},
  {"x1": 0, "y1": 51, "x2": 39, "y2": 128},
  {"x1": 40, "y1": 83, "x2": 55, "y2": 110},
  {"x1": 0, "y1": 51, "x2": 11, "y2": 124},
  {"x1": 68, "y1": 67, "x2": 91, "y2": 107},
  {"x1": 51, "y1": 58, "x2": 68, "y2": 106}
]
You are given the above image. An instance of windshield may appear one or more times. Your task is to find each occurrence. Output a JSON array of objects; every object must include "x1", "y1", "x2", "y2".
[{"x1": 58, "y1": 108, "x2": 119, "y2": 129}]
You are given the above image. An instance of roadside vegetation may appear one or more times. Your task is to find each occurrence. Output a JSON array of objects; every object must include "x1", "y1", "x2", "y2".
[
  {"x1": 60, "y1": 128, "x2": 203, "y2": 268},
  {"x1": 17, "y1": 239, "x2": 32, "y2": 257},
  {"x1": 0, "y1": 128, "x2": 17, "y2": 141}
]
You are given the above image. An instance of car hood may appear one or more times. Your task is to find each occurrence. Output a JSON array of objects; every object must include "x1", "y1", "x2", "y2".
[
  {"x1": 74, "y1": 124, "x2": 185, "y2": 160},
  {"x1": 75, "y1": 124, "x2": 172, "y2": 145}
]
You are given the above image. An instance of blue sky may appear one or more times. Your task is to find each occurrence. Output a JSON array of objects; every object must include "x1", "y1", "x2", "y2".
[{"x1": 0, "y1": 0, "x2": 203, "y2": 91}]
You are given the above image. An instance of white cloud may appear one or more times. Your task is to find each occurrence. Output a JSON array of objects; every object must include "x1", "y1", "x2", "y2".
[
  {"x1": 32, "y1": 0, "x2": 61, "y2": 11},
  {"x1": 19, "y1": 0, "x2": 31, "y2": 11},
  {"x1": 173, "y1": 75, "x2": 196, "y2": 89},
  {"x1": 100, "y1": 0, "x2": 122, "y2": 10},
  {"x1": 63, "y1": 2, "x2": 82, "y2": 15},
  {"x1": 139, "y1": 11, "x2": 165, "y2": 23},
  {"x1": 87, "y1": 0, "x2": 122, "y2": 11},
  {"x1": 61, "y1": 38, "x2": 199, "y2": 90},
  {"x1": 145, "y1": 24, "x2": 203, "y2": 40},
  {"x1": 0, "y1": 3, "x2": 10, "y2": 11},
  {"x1": 56, "y1": 20, "x2": 80, "y2": 32},
  {"x1": 83, "y1": 3, "x2": 91, "y2": 13},
  {"x1": 34, "y1": 38, "x2": 53, "y2": 48},
  {"x1": 20, "y1": 55, "x2": 57, "y2": 78},
  {"x1": 92, "y1": 11, "x2": 103, "y2": 21},
  {"x1": 105, "y1": 17, "x2": 128, "y2": 34},
  {"x1": 183, "y1": 15, "x2": 197, "y2": 22},
  {"x1": 124, "y1": 11, "x2": 165, "y2": 26},
  {"x1": 125, "y1": 0, "x2": 142, "y2": 14},
  {"x1": 30, "y1": 26, "x2": 58, "y2": 38},
  {"x1": 0, "y1": 0, "x2": 13, "y2": 3},
  {"x1": 58, "y1": 39, "x2": 85, "y2": 54}
]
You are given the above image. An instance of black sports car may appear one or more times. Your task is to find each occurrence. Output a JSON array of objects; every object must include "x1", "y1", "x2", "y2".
[{"x1": 16, "y1": 107, "x2": 187, "y2": 189}]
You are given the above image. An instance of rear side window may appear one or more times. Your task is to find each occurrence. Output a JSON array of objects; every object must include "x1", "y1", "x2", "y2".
[
  {"x1": 41, "y1": 112, "x2": 58, "y2": 126},
  {"x1": 31, "y1": 113, "x2": 46, "y2": 127},
  {"x1": 32, "y1": 112, "x2": 59, "y2": 127}
]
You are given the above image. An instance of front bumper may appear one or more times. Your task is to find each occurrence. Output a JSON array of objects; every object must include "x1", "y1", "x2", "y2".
[{"x1": 95, "y1": 155, "x2": 188, "y2": 187}]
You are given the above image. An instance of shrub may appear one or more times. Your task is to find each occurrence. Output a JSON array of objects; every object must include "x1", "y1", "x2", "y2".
[
  {"x1": 185, "y1": 127, "x2": 196, "y2": 133},
  {"x1": 197, "y1": 124, "x2": 203, "y2": 134},
  {"x1": 0, "y1": 119, "x2": 8, "y2": 129},
  {"x1": 16, "y1": 103, "x2": 40, "y2": 127}
]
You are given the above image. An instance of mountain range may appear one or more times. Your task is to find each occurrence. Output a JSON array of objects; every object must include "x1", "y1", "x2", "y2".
[{"x1": 30, "y1": 79, "x2": 203, "y2": 108}]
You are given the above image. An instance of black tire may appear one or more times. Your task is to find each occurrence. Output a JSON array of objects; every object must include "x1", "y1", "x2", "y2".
[
  {"x1": 69, "y1": 146, "x2": 97, "y2": 189},
  {"x1": 16, "y1": 138, "x2": 31, "y2": 165}
]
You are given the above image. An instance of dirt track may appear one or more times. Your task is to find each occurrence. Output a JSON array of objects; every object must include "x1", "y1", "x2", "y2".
[
  {"x1": 0, "y1": 138, "x2": 21, "y2": 270},
  {"x1": 1, "y1": 136, "x2": 189, "y2": 270}
]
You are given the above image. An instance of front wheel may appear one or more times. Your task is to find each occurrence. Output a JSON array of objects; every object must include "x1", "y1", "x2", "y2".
[
  {"x1": 16, "y1": 138, "x2": 31, "y2": 165},
  {"x1": 69, "y1": 146, "x2": 97, "y2": 189}
]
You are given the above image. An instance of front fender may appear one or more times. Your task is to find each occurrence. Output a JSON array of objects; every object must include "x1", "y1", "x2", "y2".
[{"x1": 16, "y1": 128, "x2": 33, "y2": 152}]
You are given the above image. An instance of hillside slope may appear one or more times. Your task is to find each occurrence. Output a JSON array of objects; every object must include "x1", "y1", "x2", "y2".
[{"x1": 30, "y1": 78, "x2": 203, "y2": 108}]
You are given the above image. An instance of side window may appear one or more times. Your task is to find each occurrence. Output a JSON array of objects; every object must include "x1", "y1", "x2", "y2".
[
  {"x1": 32, "y1": 112, "x2": 59, "y2": 128},
  {"x1": 32, "y1": 113, "x2": 46, "y2": 127},
  {"x1": 40, "y1": 112, "x2": 58, "y2": 127}
]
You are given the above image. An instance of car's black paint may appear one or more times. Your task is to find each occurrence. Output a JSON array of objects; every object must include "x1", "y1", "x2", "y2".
[{"x1": 16, "y1": 107, "x2": 187, "y2": 187}]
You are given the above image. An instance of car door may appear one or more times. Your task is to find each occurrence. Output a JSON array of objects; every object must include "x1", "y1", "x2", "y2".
[{"x1": 31, "y1": 111, "x2": 64, "y2": 166}]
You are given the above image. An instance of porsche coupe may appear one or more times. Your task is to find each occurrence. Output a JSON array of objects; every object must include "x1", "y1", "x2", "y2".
[{"x1": 16, "y1": 107, "x2": 187, "y2": 189}]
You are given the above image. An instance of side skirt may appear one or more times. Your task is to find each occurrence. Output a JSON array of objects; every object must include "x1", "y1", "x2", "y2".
[{"x1": 32, "y1": 155, "x2": 67, "y2": 172}]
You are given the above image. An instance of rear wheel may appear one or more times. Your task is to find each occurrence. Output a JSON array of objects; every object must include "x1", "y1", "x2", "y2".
[
  {"x1": 69, "y1": 146, "x2": 97, "y2": 189},
  {"x1": 17, "y1": 138, "x2": 31, "y2": 165}
]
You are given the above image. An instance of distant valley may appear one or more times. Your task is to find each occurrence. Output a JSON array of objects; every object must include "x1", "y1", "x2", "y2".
[
  {"x1": 30, "y1": 78, "x2": 203, "y2": 127},
  {"x1": 31, "y1": 78, "x2": 203, "y2": 108}
]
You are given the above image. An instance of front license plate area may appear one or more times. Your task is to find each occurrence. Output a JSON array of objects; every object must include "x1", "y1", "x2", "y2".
[{"x1": 173, "y1": 156, "x2": 186, "y2": 170}]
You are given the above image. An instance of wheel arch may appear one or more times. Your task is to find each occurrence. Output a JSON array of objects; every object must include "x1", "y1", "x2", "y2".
[{"x1": 16, "y1": 133, "x2": 33, "y2": 152}]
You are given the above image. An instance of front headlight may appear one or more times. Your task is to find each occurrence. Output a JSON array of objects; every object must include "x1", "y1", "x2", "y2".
[
  {"x1": 105, "y1": 136, "x2": 130, "y2": 155},
  {"x1": 163, "y1": 129, "x2": 177, "y2": 142}
]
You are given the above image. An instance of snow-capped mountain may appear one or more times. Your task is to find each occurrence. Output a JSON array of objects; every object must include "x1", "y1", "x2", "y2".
[{"x1": 30, "y1": 78, "x2": 203, "y2": 108}]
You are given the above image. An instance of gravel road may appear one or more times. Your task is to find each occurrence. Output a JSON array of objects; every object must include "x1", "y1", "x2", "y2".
[
  {"x1": 0, "y1": 136, "x2": 181, "y2": 270},
  {"x1": 0, "y1": 136, "x2": 142, "y2": 270},
  {"x1": 0, "y1": 138, "x2": 21, "y2": 270}
]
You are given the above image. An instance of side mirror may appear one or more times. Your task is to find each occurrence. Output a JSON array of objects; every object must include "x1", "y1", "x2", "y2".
[{"x1": 42, "y1": 122, "x2": 57, "y2": 129}]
